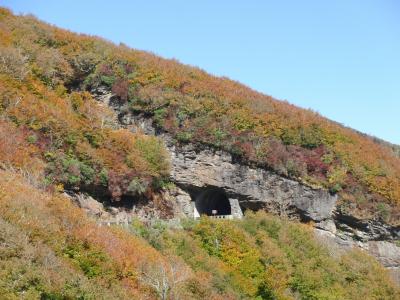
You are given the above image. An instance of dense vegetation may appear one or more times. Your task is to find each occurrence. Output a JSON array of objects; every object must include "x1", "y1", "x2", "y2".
[
  {"x1": 1, "y1": 7, "x2": 398, "y2": 224},
  {"x1": 1, "y1": 170, "x2": 398, "y2": 299},
  {"x1": 135, "y1": 213, "x2": 400, "y2": 299},
  {"x1": 0, "y1": 9, "x2": 170, "y2": 202},
  {"x1": 0, "y1": 7, "x2": 399, "y2": 299}
]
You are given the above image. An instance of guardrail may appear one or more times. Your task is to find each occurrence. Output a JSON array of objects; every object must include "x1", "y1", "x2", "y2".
[
  {"x1": 208, "y1": 215, "x2": 233, "y2": 219},
  {"x1": 97, "y1": 214, "x2": 235, "y2": 226},
  {"x1": 97, "y1": 220, "x2": 132, "y2": 227}
]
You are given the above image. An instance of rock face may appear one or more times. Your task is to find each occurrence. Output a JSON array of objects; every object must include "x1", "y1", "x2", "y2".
[
  {"x1": 334, "y1": 212, "x2": 400, "y2": 242},
  {"x1": 121, "y1": 112, "x2": 399, "y2": 240},
  {"x1": 368, "y1": 241, "x2": 400, "y2": 269},
  {"x1": 110, "y1": 105, "x2": 338, "y2": 222},
  {"x1": 167, "y1": 141, "x2": 337, "y2": 222},
  {"x1": 64, "y1": 192, "x2": 132, "y2": 225},
  {"x1": 65, "y1": 190, "x2": 191, "y2": 225},
  {"x1": 90, "y1": 88, "x2": 400, "y2": 282},
  {"x1": 315, "y1": 229, "x2": 400, "y2": 285}
]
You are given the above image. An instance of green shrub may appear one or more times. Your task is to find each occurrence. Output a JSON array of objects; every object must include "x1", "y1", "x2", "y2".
[
  {"x1": 27, "y1": 134, "x2": 38, "y2": 144},
  {"x1": 130, "y1": 219, "x2": 167, "y2": 250},
  {"x1": 176, "y1": 131, "x2": 192, "y2": 142},
  {"x1": 300, "y1": 125, "x2": 323, "y2": 149},
  {"x1": 154, "y1": 107, "x2": 167, "y2": 127},
  {"x1": 152, "y1": 177, "x2": 174, "y2": 190},
  {"x1": 127, "y1": 177, "x2": 147, "y2": 195},
  {"x1": 46, "y1": 153, "x2": 97, "y2": 188},
  {"x1": 100, "y1": 75, "x2": 116, "y2": 87},
  {"x1": 62, "y1": 242, "x2": 113, "y2": 279},
  {"x1": 281, "y1": 128, "x2": 301, "y2": 146},
  {"x1": 212, "y1": 128, "x2": 226, "y2": 146},
  {"x1": 134, "y1": 136, "x2": 170, "y2": 176},
  {"x1": 377, "y1": 203, "x2": 391, "y2": 221},
  {"x1": 79, "y1": 163, "x2": 95, "y2": 185},
  {"x1": 84, "y1": 131, "x2": 102, "y2": 147},
  {"x1": 99, "y1": 168, "x2": 109, "y2": 186},
  {"x1": 327, "y1": 166, "x2": 347, "y2": 193}
]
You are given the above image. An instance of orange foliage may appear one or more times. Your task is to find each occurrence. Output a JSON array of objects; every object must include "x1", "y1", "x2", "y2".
[
  {"x1": 0, "y1": 8, "x2": 399, "y2": 217},
  {"x1": 0, "y1": 169, "x2": 164, "y2": 297}
]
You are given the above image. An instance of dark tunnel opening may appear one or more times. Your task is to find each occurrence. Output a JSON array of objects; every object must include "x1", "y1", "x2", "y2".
[{"x1": 195, "y1": 188, "x2": 231, "y2": 216}]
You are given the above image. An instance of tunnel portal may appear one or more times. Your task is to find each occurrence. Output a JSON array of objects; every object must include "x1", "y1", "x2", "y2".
[{"x1": 194, "y1": 188, "x2": 232, "y2": 216}]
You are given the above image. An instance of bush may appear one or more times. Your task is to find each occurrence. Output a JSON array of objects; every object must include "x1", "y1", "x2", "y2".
[
  {"x1": 33, "y1": 48, "x2": 73, "y2": 86},
  {"x1": 212, "y1": 128, "x2": 226, "y2": 145},
  {"x1": 27, "y1": 134, "x2": 38, "y2": 144},
  {"x1": 154, "y1": 107, "x2": 167, "y2": 127},
  {"x1": 127, "y1": 177, "x2": 147, "y2": 195},
  {"x1": 134, "y1": 136, "x2": 170, "y2": 176},
  {"x1": 71, "y1": 52, "x2": 100, "y2": 77},
  {"x1": 0, "y1": 47, "x2": 29, "y2": 80},
  {"x1": 176, "y1": 131, "x2": 193, "y2": 142},
  {"x1": 377, "y1": 203, "x2": 391, "y2": 221},
  {"x1": 100, "y1": 75, "x2": 116, "y2": 87},
  {"x1": 99, "y1": 168, "x2": 109, "y2": 186},
  {"x1": 112, "y1": 78, "x2": 130, "y2": 101},
  {"x1": 46, "y1": 153, "x2": 96, "y2": 188},
  {"x1": 300, "y1": 125, "x2": 323, "y2": 149},
  {"x1": 327, "y1": 166, "x2": 347, "y2": 193}
]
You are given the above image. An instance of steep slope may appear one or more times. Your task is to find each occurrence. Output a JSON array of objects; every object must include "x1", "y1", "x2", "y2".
[
  {"x1": 1, "y1": 7, "x2": 399, "y2": 225},
  {"x1": 0, "y1": 7, "x2": 400, "y2": 299},
  {"x1": 1, "y1": 169, "x2": 399, "y2": 299},
  {"x1": 0, "y1": 169, "x2": 182, "y2": 299}
]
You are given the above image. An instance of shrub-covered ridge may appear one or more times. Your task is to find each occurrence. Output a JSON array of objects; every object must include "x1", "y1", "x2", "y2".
[
  {"x1": 1, "y1": 7, "x2": 398, "y2": 223},
  {"x1": 0, "y1": 7, "x2": 399, "y2": 298},
  {"x1": 131, "y1": 211, "x2": 400, "y2": 299},
  {"x1": 0, "y1": 169, "x2": 398, "y2": 299}
]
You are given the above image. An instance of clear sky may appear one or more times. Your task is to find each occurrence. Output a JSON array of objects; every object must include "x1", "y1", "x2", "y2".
[{"x1": 3, "y1": 0, "x2": 400, "y2": 144}]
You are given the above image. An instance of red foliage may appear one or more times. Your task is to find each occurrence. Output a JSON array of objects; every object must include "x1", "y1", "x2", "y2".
[
  {"x1": 287, "y1": 145, "x2": 329, "y2": 178},
  {"x1": 303, "y1": 147, "x2": 329, "y2": 176},
  {"x1": 112, "y1": 78, "x2": 130, "y2": 101},
  {"x1": 238, "y1": 141, "x2": 254, "y2": 159},
  {"x1": 265, "y1": 139, "x2": 290, "y2": 171},
  {"x1": 124, "y1": 62, "x2": 134, "y2": 74},
  {"x1": 98, "y1": 64, "x2": 113, "y2": 76},
  {"x1": 107, "y1": 170, "x2": 135, "y2": 200}
]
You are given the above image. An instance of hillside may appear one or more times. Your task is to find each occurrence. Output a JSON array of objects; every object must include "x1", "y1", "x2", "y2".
[
  {"x1": 0, "y1": 7, "x2": 399, "y2": 299},
  {"x1": 1, "y1": 8, "x2": 399, "y2": 224},
  {"x1": 1, "y1": 169, "x2": 399, "y2": 299}
]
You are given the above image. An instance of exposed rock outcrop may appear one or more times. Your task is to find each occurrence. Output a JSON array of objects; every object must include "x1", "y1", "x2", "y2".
[
  {"x1": 89, "y1": 88, "x2": 400, "y2": 280},
  {"x1": 65, "y1": 188, "x2": 192, "y2": 225},
  {"x1": 368, "y1": 241, "x2": 400, "y2": 269},
  {"x1": 167, "y1": 141, "x2": 337, "y2": 222},
  {"x1": 334, "y1": 212, "x2": 400, "y2": 241},
  {"x1": 121, "y1": 111, "x2": 400, "y2": 242},
  {"x1": 315, "y1": 228, "x2": 400, "y2": 285}
]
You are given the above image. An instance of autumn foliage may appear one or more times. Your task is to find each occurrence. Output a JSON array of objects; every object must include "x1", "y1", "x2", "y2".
[
  {"x1": 131, "y1": 212, "x2": 400, "y2": 299},
  {"x1": 1, "y1": 7, "x2": 400, "y2": 221},
  {"x1": 0, "y1": 7, "x2": 399, "y2": 297}
]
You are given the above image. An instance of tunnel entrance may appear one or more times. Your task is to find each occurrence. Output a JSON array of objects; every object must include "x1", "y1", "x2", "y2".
[{"x1": 194, "y1": 188, "x2": 231, "y2": 217}]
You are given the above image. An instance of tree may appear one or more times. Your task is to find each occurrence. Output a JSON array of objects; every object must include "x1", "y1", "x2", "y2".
[
  {"x1": 139, "y1": 256, "x2": 191, "y2": 300},
  {"x1": 0, "y1": 47, "x2": 29, "y2": 80},
  {"x1": 34, "y1": 48, "x2": 73, "y2": 86}
]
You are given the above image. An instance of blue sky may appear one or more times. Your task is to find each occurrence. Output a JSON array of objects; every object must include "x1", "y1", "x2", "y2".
[{"x1": 3, "y1": 0, "x2": 400, "y2": 144}]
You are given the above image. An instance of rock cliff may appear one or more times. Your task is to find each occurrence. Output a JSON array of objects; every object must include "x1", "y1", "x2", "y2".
[
  {"x1": 90, "y1": 88, "x2": 400, "y2": 282},
  {"x1": 167, "y1": 140, "x2": 337, "y2": 221}
]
